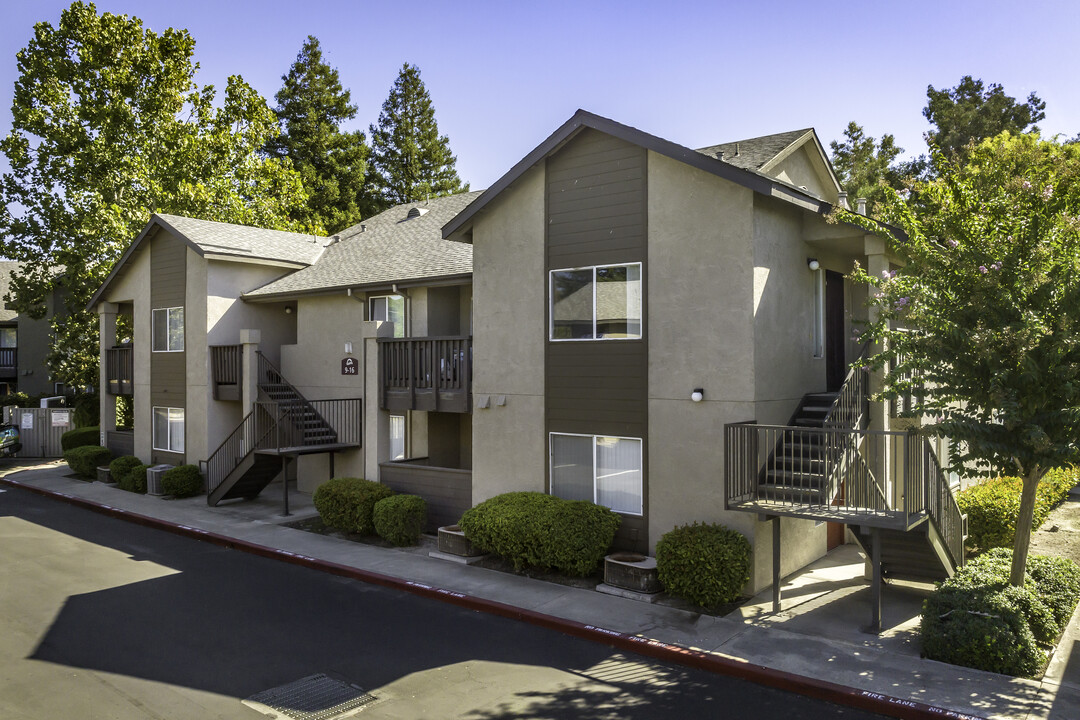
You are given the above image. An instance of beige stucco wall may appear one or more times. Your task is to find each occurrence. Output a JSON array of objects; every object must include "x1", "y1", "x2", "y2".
[
  {"x1": 280, "y1": 293, "x2": 367, "y2": 491},
  {"x1": 770, "y1": 145, "x2": 837, "y2": 203},
  {"x1": 185, "y1": 247, "x2": 209, "y2": 465},
  {"x1": 470, "y1": 164, "x2": 547, "y2": 504},
  {"x1": 96, "y1": 245, "x2": 153, "y2": 462},
  {"x1": 645, "y1": 151, "x2": 763, "y2": 554}
]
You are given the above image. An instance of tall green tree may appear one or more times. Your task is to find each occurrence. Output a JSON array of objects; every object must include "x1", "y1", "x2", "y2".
[
  {"x1": 367, "y1": 63, "x2": 467, "y2": 209},
  {"x1": 847, "y1": 132, "x2": 1080, "y2": 586},
  {"x1": 0, "y1": 1, "x2": 307, "y2": 387},
  {"x1": 829, "y1": 122, "x2": 906, "y2": 216},
  {"x1": 924, "y1": 76, "x2": 1046, "y2": 162},
  {"x1": 267, "y1": 36, "x2": 371, "y2": 234}
]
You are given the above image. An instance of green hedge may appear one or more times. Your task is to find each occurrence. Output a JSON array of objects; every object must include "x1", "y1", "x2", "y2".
[
  {"x1": 64, "y1": 445, "x2": 112, "y2": 478},
  {"x1": 123, "y1": 463, "x2": 149, "y2": 494},
  {"x1": 61, "y1": 426, "x2": 100, "y2": 452},
  {"x1": 109, "y1": 456, "x2": 142, "y2": 488},
  {"x1": 958, "y1": 467, "x2": 1077, "y2": 552},
  {"x1": 459, "y1": 492, "x2": 621, "y2": 576},
  {"x1": 656, "y1": 522, "x2": 752, "y2": 609},
  {"x1": 313, "y1": 477, "x2": 395, "y2": 535},
  {"x1": 373, "y1": 494, "x2": 427, "y2": 546},
  {"x1": 72, "y1": 393, "x2": 99, "y2": 428},
  {"x1": 920, "y1": 548, "x2": 1080, "y2": 677},
  {"x1": 161, "y1": 464, "x2": 203, "y2": 498}
]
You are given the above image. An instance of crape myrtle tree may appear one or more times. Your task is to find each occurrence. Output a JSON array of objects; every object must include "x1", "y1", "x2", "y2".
[
  {"x1": 267, "y1": 35, "x2": 372, "y2": 234},
  {"x1": 845, "y1": 133, "x2": 1080, "y2": 586},
  {"x1": 0, "y1": 2, "x2": 307, "y2": 387},
  {"x1": 367, "y1": 63, "x2": 467, "y2": 210}
]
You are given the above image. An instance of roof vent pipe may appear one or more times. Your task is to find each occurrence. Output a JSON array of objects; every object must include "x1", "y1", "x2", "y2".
[
  {"x1": 717, "y1": 150, "x2": 725, "y2": 161},
  {"x1": 837, "y1": 191, "x2": 850, "y2": 211},
  {"x1": 735, "y1": 143, "x2": 740, "y2": 156},
  {"x1": 856, "y1": 197, "x2": 867, "y2": 216}
]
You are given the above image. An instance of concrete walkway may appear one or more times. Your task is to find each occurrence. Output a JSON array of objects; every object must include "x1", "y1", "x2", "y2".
[{"x1": 3, "y1": 459, "x2": 1078, "y2": 720}]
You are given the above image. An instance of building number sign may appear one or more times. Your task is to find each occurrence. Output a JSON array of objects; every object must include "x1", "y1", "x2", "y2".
[{"x1": 341, "y1": 357, "x2": 358, "y2": 376}]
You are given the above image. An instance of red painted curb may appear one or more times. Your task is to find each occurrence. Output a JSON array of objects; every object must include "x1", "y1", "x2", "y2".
[{"x1": 1, "y1": 476, "x2": 985, "y2": 720}]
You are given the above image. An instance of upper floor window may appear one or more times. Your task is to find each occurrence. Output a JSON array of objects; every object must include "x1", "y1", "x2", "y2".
[
  {"x1": 0, "y1": 327, "x2": 16, "y2": 348},
  {"x1": 152, "y1": 307, "x2": 184, "y2": 352},
  {"x1": 550, "y1": 263, "x2": 642, "y2": 340},
  {"x1": 369, "y1": 295, "x2": 405, "y2": 339}
]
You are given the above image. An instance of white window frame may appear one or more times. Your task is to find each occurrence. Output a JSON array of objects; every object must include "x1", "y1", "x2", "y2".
[
  {"x1": 549, "y1": 262, "x2": 642, "y2": 341},
  {"x1": 389, "y1": 413, "x2": 406, "y2": 461},
  {"x1": 152, "y1": 406, "x2": 185, "y2": 453},
  {"x1": 369, "y1": 294, "x2": 405, "y2": 338},
  {"x1": 152, "y1": 307, "x2": 185, "y2": 352},
  {"x1": 549, "y1": 432, "x2": 643, "y2": 515}
]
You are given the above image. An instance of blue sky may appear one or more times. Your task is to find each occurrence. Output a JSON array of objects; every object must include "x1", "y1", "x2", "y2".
[{"x1": 2, "y1": 0, "x2": 1078, "y2": 190}]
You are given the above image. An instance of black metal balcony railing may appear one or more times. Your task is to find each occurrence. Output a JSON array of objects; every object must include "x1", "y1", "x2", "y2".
[
  {"x1": 0, "y1": 346, "x2": 16, "y2": 371},
  {"x1": 379, "y1": 336, "x2": 472, "y2": 413},
  {"x1": 105, "y1": 345, "x2": 133, "y2": 395}
]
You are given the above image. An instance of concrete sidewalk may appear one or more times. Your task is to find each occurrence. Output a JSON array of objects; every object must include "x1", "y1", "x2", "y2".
[{"x1": 3, "y1": 459, "x2": 1078, "y2": 720}]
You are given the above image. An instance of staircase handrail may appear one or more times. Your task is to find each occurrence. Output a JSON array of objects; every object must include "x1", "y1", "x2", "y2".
[
  {"x1": 823, "y1": 343, "x2": 870, "y2": 430},
  {"x1": 256, "y1": 351, "x2": 338, "y2": 442},
  {"x1": 920, "y1": 436, "x2": 966, "y2": 569},
  {"x1": 203, "y1": 404, "x2": 277, "y2": 498}
]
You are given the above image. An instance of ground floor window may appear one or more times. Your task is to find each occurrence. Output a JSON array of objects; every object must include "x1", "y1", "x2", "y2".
[
  {"x1": 152, "y1": 406, "x2": 184, "y2": 453},
  {"x1": 390, "y1": 414, "x2": 406, "y2": 461},
  {"x1": 549, "y1": 433, "x2": 642, "y2": 515}
]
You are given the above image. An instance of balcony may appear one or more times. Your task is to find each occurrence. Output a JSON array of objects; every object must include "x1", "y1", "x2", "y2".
[
  {"x1": 0, "y1": 347, "x2": 15, "y2": 379},
  {"x1": 210, "y1": 344, "x2": 242, "y2": 401},
  {"x1": 378, "y1": 336, "x2": 472, "y2": 414},
  {"x1": 105, "y1": 345, "x2": 133, "y2": 395}
]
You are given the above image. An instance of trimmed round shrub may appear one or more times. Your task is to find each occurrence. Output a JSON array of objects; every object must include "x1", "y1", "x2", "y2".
[
  {"x1": 958, "y1": 467, "x2": 1077, "y2": 552},
  {"x1": 161, "y1": 464, "x2": 203, "y2": 498},
  {"x1": 121, "y1": 463, "x2": 150, "y2": 494},
  {"x1": 313, "y1": 477, "x2": 395, "y2": 535},
  {"x1": 656, "y1": 522, "x2": 752, "y2": 609},
  {"x1": 61, "y1": 426, "x2": 100, "y2": 452},
  {"x1": 109, "y1": 455, "x2": 142, "y2": 488},
  {"x1": 459, "y1": 492, "x2": 621, "y2": 576},
  {"x1": 64, "y1": 445, "x2": 112, "y2": 478},
  {"x1": 373, "y1": 494, "x2": 427, "y2": 546},
  {"x1": 920, "y1": 548, "x2": 1080, "y2": 677}
]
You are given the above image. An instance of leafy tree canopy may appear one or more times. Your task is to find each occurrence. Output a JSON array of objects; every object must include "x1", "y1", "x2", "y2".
[
  {"x1": 847, "y1": 132, "x2": 1080, "y2": 584},
  {"x1": 829, "y1": 122, "x2": 906, "y2": 217},
  {"x1": 367, "y1": 63, "x2": 467, "y2": 210},
  {"x1": 267, "y1": 35, "x2": 372, "y2": 234},
  {"x1": 0, "y1": 1, "x2": 307, "y2": 387},
  {"x1": 924, "y1": 76, "x2": 1046, "y2": 162}
]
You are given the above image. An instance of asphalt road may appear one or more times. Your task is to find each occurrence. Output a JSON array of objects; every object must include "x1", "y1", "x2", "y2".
[{"x1": 0, "y1": 485, "x2": 888, "y2": 719}]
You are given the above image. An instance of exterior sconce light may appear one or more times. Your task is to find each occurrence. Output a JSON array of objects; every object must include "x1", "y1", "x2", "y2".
[
  {"x1": 344, "y1": 341, "x2": 353, "y2": 355},
  {"x1": 284, "y1": 306, "x2": 293, "y2": 314},
  {"x1": 691, "y1": 388, "x2": 704, "y2": 402},
  {"x1": 807, "y1": 258, "x2": 820, "y2": 271}
]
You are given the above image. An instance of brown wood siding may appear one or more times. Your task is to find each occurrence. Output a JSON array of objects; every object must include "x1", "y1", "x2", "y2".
[
  {"x1": 150, "y1": 228, "x2": 187, "y2": 460},
  {"x1": 379, "y1": 462, "x2": 472, "y2": 532},
  {"x1": 545, "y1": 129, "x2": 649, "y2": 554}
]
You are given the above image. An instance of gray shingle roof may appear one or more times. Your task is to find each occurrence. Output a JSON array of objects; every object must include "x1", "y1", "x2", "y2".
[
  {"x1": 244, "y1": 191, "x2": 482, "y2": 299},
  {"x1": 155, "y1": 214, "x2": 326, "y2": 266},
  {"x1": 695, "y1": 128, "x2": 813, "y2": 171}
]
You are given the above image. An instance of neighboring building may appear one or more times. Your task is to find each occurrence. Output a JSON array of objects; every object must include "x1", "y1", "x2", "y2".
[
  {"x1": 0, "y1": 261, "x2": 63, "y2": 396},
  {"x1": 443, "y1": 110, "x2": 962, "y2": 594}
]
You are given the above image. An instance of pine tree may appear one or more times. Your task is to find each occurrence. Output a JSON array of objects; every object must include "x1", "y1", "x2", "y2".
[
  {"x1": 829, "y1": 122, "x2": 905, "y2": 217},
  {"x1": 367, "y1": 64, "x2": 467, "y2": 209},
  {"x1": 267, "y1": 36, "x2": 371, "y2": 234}
]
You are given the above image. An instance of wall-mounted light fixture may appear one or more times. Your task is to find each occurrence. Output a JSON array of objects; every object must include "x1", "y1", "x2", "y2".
[
  {"x1": 691, "y1": 388, "x2": 704, "y2": 403},
  {"x1": 284, "y1": 306, "x2": 293, "y2": 314},
  {"x1": 807, "y1": 258, "x2": 820, "y2": 271},
  {"x1": 344, "y1": 341, "x2": 353, "y2": 355}
]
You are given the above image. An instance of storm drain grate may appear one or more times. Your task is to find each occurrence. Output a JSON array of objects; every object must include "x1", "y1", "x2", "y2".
[{"x1": 244, "y1": 673, "x2": 376, "y2": 720}]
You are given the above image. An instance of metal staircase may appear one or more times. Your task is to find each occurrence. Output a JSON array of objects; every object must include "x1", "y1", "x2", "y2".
[{"x1": 205, "y1": 353, "x2": 361, "y2": 506}]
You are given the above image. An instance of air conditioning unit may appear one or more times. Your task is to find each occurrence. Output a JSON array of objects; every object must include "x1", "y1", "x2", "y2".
[{"x1": 146, "y1": 464, "x2": 174, "y2": 496}]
